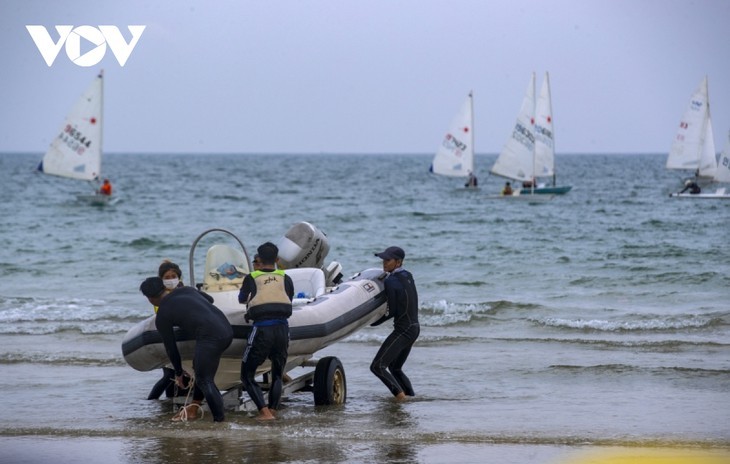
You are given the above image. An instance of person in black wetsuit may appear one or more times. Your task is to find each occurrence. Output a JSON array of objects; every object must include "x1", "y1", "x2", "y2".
[
  {"x1": 140, "y1": 276, "x2": 233, "y2": 422},
  {"x1": 147, "y1": 260, "x2": 189, "y2": 400},
  {"x1": 370, "y1": 246, "x2": 420, "y2": 400},
  {"x1": 238, "y1": 242, "x2": 294, "y2": 421},
  {"x1": 679, "y1": 179, "x2": 701, "y2": 194},
  {"x1": 465, "y1": 171, "x2": 478, "y2": 188}
]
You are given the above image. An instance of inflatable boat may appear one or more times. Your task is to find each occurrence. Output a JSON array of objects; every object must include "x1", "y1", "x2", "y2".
[{"x1": 121, "y1": 223, "x2": 388, "y2": 401}]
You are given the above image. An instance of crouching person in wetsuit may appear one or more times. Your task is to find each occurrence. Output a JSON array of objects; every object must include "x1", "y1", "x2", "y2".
[
  {"x1": 370, "y1": 246, "x2": 420, "y2": 401},
  {"x1": 140, "y1": 277, "x2": 233, "y2": 422},
  {"x1": 238, "y1": 242, "x2": 294, "y2": 421}
]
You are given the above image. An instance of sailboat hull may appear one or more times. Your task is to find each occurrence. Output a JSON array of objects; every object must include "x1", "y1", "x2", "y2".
[
  {"x1": 669, "y1": 188, "x2": 730, "y2": 199},
  {"x1": 484, "y1": 193, "x2": 555, "y2": 202},
  {"x1": 77, "y1": 193, "x2": 113, "y2": 206},
  {"x1": 519, "y1": 186, "x2": 572, "y2": 195}
]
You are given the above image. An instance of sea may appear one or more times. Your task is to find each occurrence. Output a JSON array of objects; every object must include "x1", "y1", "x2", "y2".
[{"x1": 0, "y1": 152, "x2": 728, "y2": 464}]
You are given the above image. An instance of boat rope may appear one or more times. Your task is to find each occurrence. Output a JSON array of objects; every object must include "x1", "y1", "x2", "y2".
[{"x1": 173, "y1": 375, "x2": 204, "y2": 422}]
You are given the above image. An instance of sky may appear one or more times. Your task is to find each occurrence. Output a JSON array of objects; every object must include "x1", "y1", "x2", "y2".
[{"x1": 1, "y1": 0, "x2": 729, "y2": 155}]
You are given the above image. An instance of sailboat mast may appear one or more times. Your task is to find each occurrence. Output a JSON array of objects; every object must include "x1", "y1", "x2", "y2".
[
  {"x1": 545, "y1": 72, "x2": 556, "y2": 187},
  {"x1": 530, "y1": 72, "x2": 536, "y2": 194},
  {"x1": 98, "y1": 69, "x2": 104, "y2": 183},
  {"x1": 696, "y1": 75, "x2": 710, "y2": 177},
  {"x1": 469, "y1": 90, "x2": 475, "y2": 175}
]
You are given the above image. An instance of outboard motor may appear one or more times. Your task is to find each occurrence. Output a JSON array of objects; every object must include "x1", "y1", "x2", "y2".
[{"x1": 276, "y1": 222, "x2": 330, "y2": 270}]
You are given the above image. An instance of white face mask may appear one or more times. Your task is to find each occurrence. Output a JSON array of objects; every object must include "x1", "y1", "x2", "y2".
[{"x1": 163, "y1": 278, "x2": 179, "y2": 289}]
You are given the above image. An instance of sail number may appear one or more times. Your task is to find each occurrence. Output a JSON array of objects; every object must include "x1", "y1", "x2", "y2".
[
  {"x1": 442, "y1": 133, "x2": 467, "y2": 155},
  {"x1": 513, "y1": 122, "x2": 535, "y2": 149},
  {"x1": 58, "y1": 124, "x2": 92, "y2": 155}
]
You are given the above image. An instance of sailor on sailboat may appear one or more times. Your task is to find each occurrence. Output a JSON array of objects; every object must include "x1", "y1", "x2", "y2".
[
  {"x1": 37, "y1": 70, "x2": 111, "y2": 205},
  {"x1": 667, "y1": 76, "x2": 730, "y2": 199},
  {"x1": 430, "y1": 92, "x2": 477, "y2": 188},
  {"x1": 489, "y1": 72, "x2": 571, "y2": 197}
]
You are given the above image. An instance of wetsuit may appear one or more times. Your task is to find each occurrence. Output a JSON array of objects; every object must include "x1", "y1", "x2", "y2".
[
  {"x1": 155, "y1": 287, "x2": 233, "y2": 421},
  {"x1": 680, "y1": 182, "x2": 701, "y2": 194},
  {"x1": 370, "y1": 268, "x2": 420, "y2": 396},
  {"x1": 147, "y1": 286, "x2": 211, "y2": 400},
  {"x1": 238, "y1": 269, "x2": 294, "y2": 411}
]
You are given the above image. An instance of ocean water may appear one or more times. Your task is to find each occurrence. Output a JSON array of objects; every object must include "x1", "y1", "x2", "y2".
[{"x1": 0, "y1": 152, "x2": 728, "y2": 464}]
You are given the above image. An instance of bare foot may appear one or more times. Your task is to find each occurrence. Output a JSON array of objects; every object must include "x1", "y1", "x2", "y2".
[
  {"x1": 394, "y1": 392, "x2": 408, "y2": 401},
  {"x1": 255, "y1": 407, "x2": 276, "y2": 421},
  {"x1": 172, "y1": 403, "x2": 202, "y2": 422}
]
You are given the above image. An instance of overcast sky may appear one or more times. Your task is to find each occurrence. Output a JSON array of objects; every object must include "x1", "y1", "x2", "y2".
[{"x1": 2, "y1": 0, "x2": 729, "y2": 155}]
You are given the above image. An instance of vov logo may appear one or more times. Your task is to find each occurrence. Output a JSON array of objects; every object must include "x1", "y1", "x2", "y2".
[{"x1": 26, "y1": 25, "x2": 146, "y2": 67}]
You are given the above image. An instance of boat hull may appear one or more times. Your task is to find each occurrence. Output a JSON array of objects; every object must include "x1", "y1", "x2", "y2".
[
  {"x1": 669, "y1": 188, "x2": 730, "y2": 199},
  {"x1": 519, "y1": 185, "x2": 572, "y2": 195},
  {"x1": 122, "y1": 268, "x2": 387, "y2": 390},
  {"x1": 484, "y1": 193, "x2": 555, "y2": 202},
  {"x1": 77, "y1": 193, "x2": 113, "y2": 206}
]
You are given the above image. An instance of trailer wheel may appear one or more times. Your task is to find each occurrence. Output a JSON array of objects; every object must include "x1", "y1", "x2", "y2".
[{"x1": 313, "y1": 356, "x2": 346, "y2": 405}]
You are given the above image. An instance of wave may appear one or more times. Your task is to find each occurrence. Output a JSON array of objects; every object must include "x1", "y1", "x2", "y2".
[
  {"x1": 492, "y1": 337, "x2": 730, "y2": 350},
  {"x1": 126, "y1": 237, "x2": 162, "y2": 248},
  {"x1": 0, "y1": 352, "x2": 124, "y2": 367},
  {"x1": 418, "y1": 299, "x2": 509, "y2": 327},
  {"x1": 548, "y1": 363, "x2": 730, "y2": 376},
  {"x1": 0, "y1": 295, "x2": 147, "y2": 334},
  {"x1": 0, "y1": 322, "x2": 134, "y2": 335},
  {"x1": 534, "y1": 314, "x2": 724, "y2": 332}
]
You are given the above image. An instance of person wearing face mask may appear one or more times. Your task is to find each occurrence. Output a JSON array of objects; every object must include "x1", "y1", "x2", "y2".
[
  {"x1": 147, "y1": 260, "x2": 187, "y2": 400},
  {"x1": 147, "y1": 260, "x2": 216, "y2": 400},
  {"x1": 159, "y1": 260, "x2": 183, "y2": 293}
]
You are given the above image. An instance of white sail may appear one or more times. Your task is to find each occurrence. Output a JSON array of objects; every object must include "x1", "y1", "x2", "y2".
[
  {"x1": 699, "y1": 116, "x2": 717, "y2": 178},
  {"x1": 491, "y1": 73, "x2": 536, "y2": 182},
  {"x1": 714, "y1": 130, "x2": 730, "y2": 183},
  {"x1": 430, "y1": 92, "x2": 474, "y2": 178},
  {"x1": 667, "y1": 76, "x2": 716, "y2": 177},
  {"x1": 533, "y1": 72, "x2": 554, "y2": 178},
  {"x1": 38, "y1": 71, "x2": 103, "y2": 182}
]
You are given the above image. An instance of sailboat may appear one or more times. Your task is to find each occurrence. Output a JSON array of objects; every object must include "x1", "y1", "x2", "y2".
[
  {"x1": 37, "y1": 70, "x2": 111, "y2": 205},
  {"x1": 667, "y1": 76, "x2": 730, "y2": 199},
  {"x1": 489, "y1": 72, "x2": 572, "y2": 197},
  {"x1": 430, "y1": 92, "x2": 477, "y2": 188}
]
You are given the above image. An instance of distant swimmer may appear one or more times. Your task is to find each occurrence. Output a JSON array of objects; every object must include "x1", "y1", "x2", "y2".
[{"x1": 98, "y1": 178, "x2": 112, "y2": 196}]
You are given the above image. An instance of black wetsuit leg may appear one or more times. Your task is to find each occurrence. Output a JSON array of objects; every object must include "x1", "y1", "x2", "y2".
[
  {"x1": 370, "y1": 323, "x2": 420, "y2": 396},
  {"x1": 241, "y1": 326, "x2": 268, "y2": 410},
  {"x1": 240, "y1": 324, "x2": 290, "y2": 411},
  {"x1": 147, "y1": 367, "x2": 175, "y2": 400},
  {"x1": 267, "y1": 324, "x2": 289, "y2": 410},
  {"x1": 192, "y1": 336, "x2": 232, "y2": 422}
]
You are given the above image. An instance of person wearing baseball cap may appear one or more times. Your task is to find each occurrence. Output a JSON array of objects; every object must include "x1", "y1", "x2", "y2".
[{"x1": 370, "y1": 245, "x2": 420, "y2": 400}]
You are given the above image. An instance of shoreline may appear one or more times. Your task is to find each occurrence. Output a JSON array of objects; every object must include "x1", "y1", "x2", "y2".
[{"x1": 2, "y1": 435, "x2": 729, "y2": 464}]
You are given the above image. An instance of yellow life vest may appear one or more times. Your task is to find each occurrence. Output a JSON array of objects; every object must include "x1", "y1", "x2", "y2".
[{"x1": 248, "y1": 270, "x2": 290, "y2": 309}]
